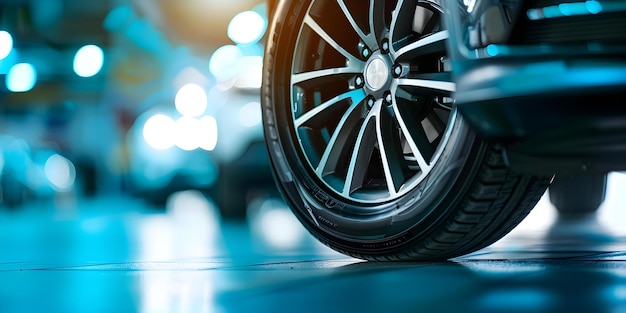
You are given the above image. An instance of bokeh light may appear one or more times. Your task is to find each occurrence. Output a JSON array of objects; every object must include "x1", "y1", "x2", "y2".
[
  {"x1": 6, "y1": 63, "x2": 37, "y2": 92},
  {"x1": 0, "y1": 31, "x2": 13, "y2": 60},
  {"x1": 175, "y1": 83, "x2": 208, "y2": 117},
  {"x1": 235, "y1": 56, "x2": 263, "y2": 89},
  {"x1": 175, "y1": 116, "x2": 202, "y2": 151},
  {"x1": 209, "y1": 45, "x2": 243, "y2": 81},
  {"x1": 255, "y1": 199, "x2": 305, "y2": 249},
  {"x1": 227, "y1": 11, "x2": 267, "y2": 45},
  {"x1": 143, "y1": 114, "x2": 176, "y2": 150},
  {"x1": 73, "y1": 45, "x2": 104, "y2": 77},
  {"x1": 198, "y1": 116, "x2": 219, "y2": 151},
  {"x1": 103, "y1": 5, "x2": 134, "y2": 32},
  {"x1": 44, "y1": 154, "x2": 76, "y2": 191},
  {"x1": 238, "y1": 102, "x2": 262, "y2": 127}
]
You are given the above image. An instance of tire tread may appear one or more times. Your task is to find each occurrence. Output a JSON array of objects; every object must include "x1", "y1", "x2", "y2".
[{"x1": 333, "y1": 147, "x2": 550, "y2": 261}]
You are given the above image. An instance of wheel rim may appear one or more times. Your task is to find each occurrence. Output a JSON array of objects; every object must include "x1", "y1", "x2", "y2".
[{"x1": 289, "y1": 0, "x2": 456, "y2": 206}]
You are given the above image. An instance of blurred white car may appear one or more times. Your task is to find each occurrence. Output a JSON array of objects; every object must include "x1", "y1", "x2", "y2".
[
  {"x1": 126, "y1": 80, "x2": 273, "y2": 218},
  {"x1": 1, "y1": 135, "x2": 76, "y2": 208}
]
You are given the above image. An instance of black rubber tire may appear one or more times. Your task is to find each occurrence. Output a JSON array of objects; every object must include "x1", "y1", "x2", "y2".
[
  {"x1": 262, "y1": 0, "x2": 551, "y2": 261},
  {"x1": 549, "y1": 174, "x2": 607, "y2": 215}
]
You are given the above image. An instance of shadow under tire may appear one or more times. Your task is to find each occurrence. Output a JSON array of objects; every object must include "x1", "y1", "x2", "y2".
[{"x1": 262, "y1": 0, "x2": 551, "y2": 261}]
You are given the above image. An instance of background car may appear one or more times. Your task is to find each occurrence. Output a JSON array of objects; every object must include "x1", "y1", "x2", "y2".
[
  {"x1": 1, "y1": 135, "x2": 77, "y2": 208},
  {"x1": 126, "y1": 80, "x2": 275, "y2": 218},
  {"x1": 124, "y1": 5, "x2": 277, "y2": 218}
]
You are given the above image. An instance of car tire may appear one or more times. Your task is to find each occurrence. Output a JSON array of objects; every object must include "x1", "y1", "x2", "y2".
[
  {"x1": 549, "y1": 174, "x2": 607, "y2": 215},
  {"x1": 262, "y1": 0, "x2": 551, "y2": 260}
]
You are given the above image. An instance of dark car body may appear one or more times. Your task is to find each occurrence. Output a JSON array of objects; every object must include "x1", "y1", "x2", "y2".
[
  {"x1": 444, "y1": 0, "x2": 626, "y2": 174},
  {"x1": 266, "y1": 0, "x2": 626, "y2": 175}
]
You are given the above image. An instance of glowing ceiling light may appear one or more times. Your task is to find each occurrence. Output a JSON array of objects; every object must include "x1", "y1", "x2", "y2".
[
  {"x1": 175, "y1": 116, "x2": 202, "y2": 151},
  {"x1": 6, "y1": 63, "x2": 37, "y2": 92},
  {"x1": 175, "y1": 83, "x2": 207, "y2": 117},
  {"x1": 143, "y1": 114, "x2": 176, "y2": 150},
  {"x1": 227, "y1": 11, "x2": 267, "y2": 45},
  {"x1": 198, "y1": 116, "x2": 218, "y2": 151},
  {"x1": 0, "y1": 31, "x2": 13, "y2": 60},
  {"x1": 44, "y1": 154, "x2": 76, "y2": 191},
  {"x1": 73, "y1": 45, "x2": 104, "y2": 77},
  {"x1": 209, "y1": 45, "x2": 243, "y2": 81}
]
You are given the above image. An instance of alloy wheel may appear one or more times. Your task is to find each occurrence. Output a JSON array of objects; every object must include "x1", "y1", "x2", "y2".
[{"x1": 289, "y1": 0, "x2": 456, "y2": 206}]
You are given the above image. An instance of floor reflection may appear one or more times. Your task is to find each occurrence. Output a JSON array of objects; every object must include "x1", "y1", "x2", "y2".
[
  {"x1": 137, "y1": 190, "x2": 221, "y2": 261},
  {"x1": 1, "y1": 174, "x2": 626, "y2": 312}
]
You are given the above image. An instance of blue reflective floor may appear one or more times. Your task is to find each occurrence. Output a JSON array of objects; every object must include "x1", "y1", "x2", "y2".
[{"x1": 3, "y1": 174, "x2": 626, "y2": 313}]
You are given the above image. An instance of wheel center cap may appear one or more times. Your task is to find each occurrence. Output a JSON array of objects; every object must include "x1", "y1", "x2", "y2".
[{"x1": 365, "y1": 58, "x2": 389, "y2": 91}]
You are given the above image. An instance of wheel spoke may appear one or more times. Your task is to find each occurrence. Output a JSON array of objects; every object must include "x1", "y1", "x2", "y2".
[
  {"x1": 393, "y1": 30, "x2": 449, "y2": 61},
  {"x1": 376, "y1": 107, "x2": 408, "y2": 195},
  {"x1": 343, "y1": 116, "x2": 377, "y2": 196},
  {"x1": 304, "y1": 15, "x2": 361, "y2": 65},
  {"x1": 389, "y1": 0, "x2": 414, "y2": 51},
  {"x1": 292, "y1": 66, "x2": 362, "y2": 85},
  {"x1": 392, "y1": 100, "x2": 432, "y2": 170},
  {"x1": 396, "y1": 74, "x2": 456, "y2": 95},
  {"x1": 368, "y1": 0, "x2": 389, "y2": 47},
  {"x1": 316, "y1": 100, "x2": 365, "y2": 177},
  {"x1": 296, "y1": 89, "x2": 366, "y2": 128}
]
